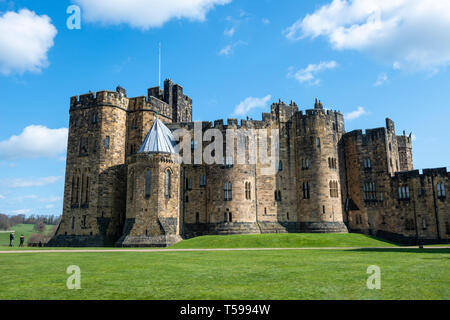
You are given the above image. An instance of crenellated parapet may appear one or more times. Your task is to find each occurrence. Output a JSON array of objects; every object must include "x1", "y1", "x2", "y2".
[{"x1": 70, "y1": 88, "x2": 129, "y2": 111}]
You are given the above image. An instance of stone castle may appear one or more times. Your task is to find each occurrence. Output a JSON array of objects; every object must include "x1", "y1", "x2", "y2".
[{"x1": 48, "y1": 79, "x2": 450, "y2": 247}]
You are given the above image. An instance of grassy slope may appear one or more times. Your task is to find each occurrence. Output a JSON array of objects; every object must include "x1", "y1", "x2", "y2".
[
  {"x1": 0, "y1": 224, "x2": 53, "y2": 247},
  {"x1": 171, "y1": 233, "x2": 397, "y2": 249},
  {"x1": 0, "y1": 248, "x2": 448, "y2": 300}
]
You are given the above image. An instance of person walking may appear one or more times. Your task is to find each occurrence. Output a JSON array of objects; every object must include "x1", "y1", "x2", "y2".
[
  {"x1": 9, "y1": 232, "x2": 14, "y2": 247},
  {"x1": 19, "y1": 234, "x2": 25, "y2": 247}
]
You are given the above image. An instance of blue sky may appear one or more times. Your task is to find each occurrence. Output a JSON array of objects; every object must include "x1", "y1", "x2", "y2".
[{"x1": 0, "y1": 0, "x2": 449, "y2": 216}]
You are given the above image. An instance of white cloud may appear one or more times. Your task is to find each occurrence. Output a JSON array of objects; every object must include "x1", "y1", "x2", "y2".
[
  {"x1": 0, "y1": 9, "x2": 57, "y2": 75},
  {"x1": 218, "y1": 41, "x2": 246, "y2": 56},
  {"x1": 219, "y1": 44, "x2": 233, "y2": 56},
  {"x1": 12, "y1": 209, "x2": 31, "y2": 215},
  {"x1": 262, "y1": 18, "x2": 270, "y2": 25},
  {"x1": 0, "y1": 125, "x2": 68, "y2": 160},
  {"x1": 0, "y1": 195, "x2": 5, "y2": 200},
  {"x1": 374, "y1": 72, "x2": 388, "y2": 86},
  {"x1": 73, "y1": 0, "x2": 232, "y2": 30},
  {"x1": 284, "y1": 0, "x2": 450, "y2": 72},
  {"x1": 288, "y1": 61, "x2": 338, "y2": 85},
  {"x1": 6, "y1": 176, "x2": 62, "y2": 188},
  {"x1": 233, "y1": 95, "x2": 272, "y2": 116},
  {"x1": 224, "y1": 27, "x2": 235, "y2": 37},
  {"x1": 345, "y1": 106, "x2": 367, "y2": 121},
  {"x1": 39, "y1": 196, "x2": 62, "y2": 203}
]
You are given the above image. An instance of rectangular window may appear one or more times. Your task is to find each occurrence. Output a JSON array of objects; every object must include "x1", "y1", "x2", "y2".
[
  {"x1": 145, "y1": 170, "x2": 151, "y2": 198},
  {"x1": 104, "y1": 136, "x2": 110, "y2": 150},
  {"x1": 224, "y1": 182, "x2": 232, "y2": 201},
  {"x1": 200, "y1": 175, "x2": 207, "y2": 187}
]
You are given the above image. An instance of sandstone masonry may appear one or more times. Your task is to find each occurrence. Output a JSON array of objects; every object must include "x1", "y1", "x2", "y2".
[{"x1": 48, "y1": 80, "x2": 450, "y2": 247}]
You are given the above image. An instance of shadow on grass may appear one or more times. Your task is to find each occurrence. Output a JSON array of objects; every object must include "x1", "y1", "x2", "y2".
[
  {"x1": 350, "y1": 248, "x2": 450, "y2": 254},
  {"x1": 363, "y1": 235, "x2": 399, "y2": 246}
]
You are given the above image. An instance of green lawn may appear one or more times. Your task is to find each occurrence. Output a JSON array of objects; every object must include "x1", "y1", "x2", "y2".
[
  {"x1": 0, "y1": 248, "x2": 448, "y2": 300},
  {"x1": 0, "y1": 224, "x2": 53, "y2": 247},
  {"x1": 171, "y1": 233, "x2": 398, "y2": 249}
]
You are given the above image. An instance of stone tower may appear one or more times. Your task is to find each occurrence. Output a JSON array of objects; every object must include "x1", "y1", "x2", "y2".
[
  {"x1": 294, "y1": 99, "x2": 347, "y2": 232},
  {"x1": 117, "y1": 118, "x2": 183, "y2": 247},
  {"x1": 49, "y1": 88, "x2": 128, "y2": 246},
  {"x1": 397, "y1": 131, "x2": 414, "y2": 171}
]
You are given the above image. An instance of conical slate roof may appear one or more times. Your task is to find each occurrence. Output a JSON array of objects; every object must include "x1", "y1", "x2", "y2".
[{"x1": 138, "y1": 118, "x2": 177, "y2": 154}]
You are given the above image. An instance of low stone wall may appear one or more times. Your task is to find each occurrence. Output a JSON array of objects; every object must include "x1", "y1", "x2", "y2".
[
  {"x1": 117, "y1": 235, "x2": 183, "y2": 247},
  {"x1": 46, "y1": 235, "x2": 114, "y2": 247},
  {"x1": 184, "y1": 221, "x2": 348, "y2": 238}
]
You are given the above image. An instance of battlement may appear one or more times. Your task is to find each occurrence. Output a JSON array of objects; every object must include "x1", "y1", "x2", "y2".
[
  {"x1": 397, "y1": 132, "x2": 413, "y2": 146},
  {"x1": 296, "y1": 99, "x2": 343, "y2": 123},
  {"x1": 344, "y1": 127, "x2": 387, "y2": 140},
  {"x1": 70, "y1": 88, "x2": 129, "y2": 110},
  {"x1": 270, "y1": 101, "x2": 298, "y2": 122},
  {"x1": 422, "y1": 167, "x2": 448, "y2": 177},
  {"x1": 127, "y1": 95, "x2": 171, "y2": 119},
  {"x1": 211, "y1": 118, "x2": 270, "y2": 130},
  {"x1": 393, "y1": 168, "x2": 448, "y2": 181}
]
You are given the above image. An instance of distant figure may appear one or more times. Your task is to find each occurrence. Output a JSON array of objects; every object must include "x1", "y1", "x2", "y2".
[
  {"x1": 9, "y1": 232, "x2": 14, "y2": 247},
  {"x1": 38, "y1": 241, "x2": 42, "y2": 247},
  {"x1": 19, "y1": 235, "x2": 25, "y2": 247}
]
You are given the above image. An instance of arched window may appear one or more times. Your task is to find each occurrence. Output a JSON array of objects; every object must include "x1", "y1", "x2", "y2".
[
  {"x1": 279, "y1": 161, "x2": 283, "y2": 171},
  {"x1": 245, "y1": 182, "x2": 251, "y2": 200},
  {"x1": 317, "y1": 138, "x2": 321, "y2": 148},
  {"x1": 303, "y1": 182, "x2": 311, "y2": 199},
  {"x1": 275, "y1": 190, "x2": 281, "y2": 201},
  {"x1": 145, "y1": 169, "x2": 151, "y2": 198},
  {"x1": 195, "y1": 212, "x2": 200, "y2": 224},
  {"x1": 71, "y1": 176, "x2": 76, "y2": 205},
  {"x1": 224, "y1": 182, "x2": 232, "y2": 201},
  {"x1": 165, "y1": 170, "x2": 171, "y2": 198},
  {"x1": 80, "y1": 173, "x2": 86, "y2": 204},
  {"x1": 130, "y1": 169, "x2": 135, "y2": 200},
  {"x1": 75, "y1": 175, "x2": 80, "y2": 205},
  {"x1": 85, "y1": 175, "x2": 90, "y2": 205},
  {"x1": 330, "y1": 181, "x2": 339, "y2": 198},
  {"x1": 302, "y1": 159, "x2": 310, "y2": 170}
]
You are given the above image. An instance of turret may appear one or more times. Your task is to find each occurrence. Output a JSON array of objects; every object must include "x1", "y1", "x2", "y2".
[{"x1": 118, "y1": 118, "x2": 182, "y2": 247}]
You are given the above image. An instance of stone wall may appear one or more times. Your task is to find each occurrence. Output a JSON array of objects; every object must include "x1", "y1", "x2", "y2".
[{"x1": 50, "y1": 82, "x2": 448, "y2": 247}]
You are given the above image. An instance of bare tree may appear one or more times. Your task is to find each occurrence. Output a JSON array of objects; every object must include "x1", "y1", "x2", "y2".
[{"x1": 0, "y1": 214, "x2": 10, "y2": 231}]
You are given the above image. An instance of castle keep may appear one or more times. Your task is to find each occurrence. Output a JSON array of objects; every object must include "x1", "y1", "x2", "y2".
[{"x1": 49, "y1": 80, "x2": 450, "y2": 247}]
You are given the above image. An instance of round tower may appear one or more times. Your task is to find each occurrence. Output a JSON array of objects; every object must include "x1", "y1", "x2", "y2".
[{"x1": 294, "y1": 100, "x2": 347, "y2": 233}]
